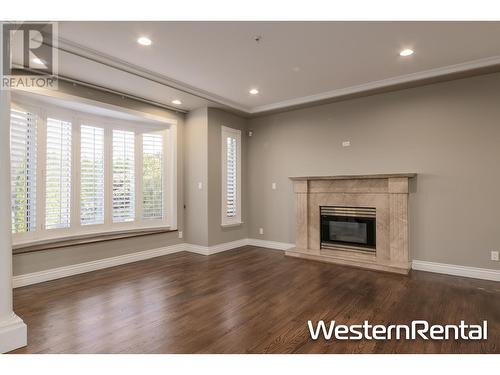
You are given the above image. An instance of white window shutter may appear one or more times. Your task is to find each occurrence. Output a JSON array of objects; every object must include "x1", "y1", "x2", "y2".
[
  {"x1": 80, "y1": 125, "x2": 105, "y2": 225},
  {"x1": 221, "y1": 126, "x2": 241, "y2": 225},
  {"x1": 45, "y1": 117, "x2": 72, "y2": 229},
  {"x1": 10, "y1": 107, "x2": 37, "y2": 233},
  {"x1": 112, "y1": 130, "x2": 135, "y2": 222},
  {"x1": 226, "y1": 136, "x2": 237, "y2": 218},
  {"x1": 142, "y1": 133, "x2": 163, "y2": 220}
]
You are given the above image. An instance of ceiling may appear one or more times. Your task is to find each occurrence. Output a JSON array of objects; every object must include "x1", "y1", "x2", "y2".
[{"x1": 55, "y1": 21, "x2": 500, "y2": 115}]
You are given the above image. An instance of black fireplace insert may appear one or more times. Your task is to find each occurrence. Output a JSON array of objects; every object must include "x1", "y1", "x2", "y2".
[{"x1": 320, "y1": 206, "x2": 376, "y2": 251}]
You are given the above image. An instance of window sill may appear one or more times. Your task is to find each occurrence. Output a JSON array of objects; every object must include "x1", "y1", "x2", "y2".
[
  {"x1": 12, "y1": 226, "x2": 175, "y2": 255},
  {"x1": 221, "y1": 222, "x2": 244, "y2": 228}
]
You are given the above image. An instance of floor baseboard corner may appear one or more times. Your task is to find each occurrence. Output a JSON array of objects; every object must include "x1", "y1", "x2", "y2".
[
  {"x1": 0, "y1": 313, "x2": 27, "y2": 353},
  {"x1": 247, "y1": 238, "x2": 295, "y2": 251}
]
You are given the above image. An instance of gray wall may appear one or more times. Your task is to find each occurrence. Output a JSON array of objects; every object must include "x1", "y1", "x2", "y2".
[
  {"x1": 13, "y1": 84, "x2": 185, "y2": 276},
  {"x1": 207, "y1": 108, "x2": 248, "y2": 246},
  {"x1": 247, "y1": 73, "x2": 500, "y2": 270},
  {"x1": 183, "y1": 107, "x2": 209, "y2": 246},
  {"x1": 183, "y1": 107, "x2": 249, "y2": 247}
]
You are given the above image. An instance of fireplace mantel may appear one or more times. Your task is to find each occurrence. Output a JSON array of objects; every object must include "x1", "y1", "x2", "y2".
[
  {"x1": 289, "y1": 173, "x2": 417, "y2": 181},
  {"x1": 287, "y1": 173, "x2": 416, "y2": 274}
]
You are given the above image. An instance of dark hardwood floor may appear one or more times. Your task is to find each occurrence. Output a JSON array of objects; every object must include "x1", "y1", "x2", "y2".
[{"x1": 10, "y1": 246, "x2": 500, "y2": 353}]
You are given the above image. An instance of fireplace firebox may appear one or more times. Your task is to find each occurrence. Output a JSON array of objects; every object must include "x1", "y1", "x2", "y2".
[{"x1": 320, "y1": 206, "x2": 376, "y2": 252}]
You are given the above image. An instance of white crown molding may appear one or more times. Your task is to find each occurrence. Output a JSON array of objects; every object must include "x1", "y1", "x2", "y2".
[
  {"x1": 55, "y1": 37, "x2": 500, "y2": 115},
  {"x1": 250, "y1": 55, "x2": 500, "y2": 113},
  {"x1": 412, "y1": 260, "x2": 500, "y2": 282},
  {"x1": 57, "y1": 37, "x2": 251, "y2": 113},
  {"x1": 0, "y1": 313, "x2": 27, "y2": 353}
]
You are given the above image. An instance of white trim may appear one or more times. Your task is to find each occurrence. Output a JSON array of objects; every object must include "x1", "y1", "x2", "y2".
[
  {"x1": 185, "y1": 238, "x2": 250, "y2": 256},
  {"x1": 247, "y1": 239, "x2": 295, "y2": 251},
  {"x1": 248, "y1": 55, "x2": 500, "y2": 113},
  {"x1": 0, "y1": 313, "x2": 27, "y2": 353},
  {"x1": 412, "y1": 260, "x2": 500, "y2": 282},
  {"x1": 13, "y1": 243, "x2": 186, "y2": 288},
  {"x1": 54, "y1": 39, "x2": 500, "y2": 114},
  {"x1": 57, "y1": 37, "x2": 250, "y2": 114}
]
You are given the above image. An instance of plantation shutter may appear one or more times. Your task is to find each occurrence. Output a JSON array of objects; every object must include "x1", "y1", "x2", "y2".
[
  {"x1": 10, "y1": 107, "x2": 37, "y2": 234},
  {"x1": 45, "y1": 117, "x2": 72, "y2": 229},
  {"x1": 112, "y1": 129, "x2": 135, "y2": 222},
  {"x1": 142, "y1": 133, "x2": 163, "y2": 220},
  {"x1": 80, "y1": 125, "x2": 105, "y2": 225},
  {"x1": 225, "y1": 135, "x2": 237, "y2": 218}
]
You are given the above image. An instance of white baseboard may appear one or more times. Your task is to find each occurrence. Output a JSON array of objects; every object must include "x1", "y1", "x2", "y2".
[
  {"x1": 11, "y1": 238, "x2": 500, "y2": 290},
  {"x1": 0, "y1": 313, "x2": 27, "y2": 353},
  {"x1": 412, "y1": 260, "x2": 500, "y2": 282},
  {"x1": 13, "y1": 243, "x2": 187, "y2": 288},
  {"x1": 247, "y1": 238, "x2": 295, "y2": 251},
  {"x1": 185, "y1": 238, "x2": 250, "y2": 255}
]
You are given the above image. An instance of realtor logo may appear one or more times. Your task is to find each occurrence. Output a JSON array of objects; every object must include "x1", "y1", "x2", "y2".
[{"x1": 1, "y1": 21, "x2": 58, "y2": 89}]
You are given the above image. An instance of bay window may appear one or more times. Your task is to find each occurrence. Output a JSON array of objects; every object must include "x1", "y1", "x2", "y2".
[{"x1": 10, "y1": 98, "x2": 176, "y2": 245}]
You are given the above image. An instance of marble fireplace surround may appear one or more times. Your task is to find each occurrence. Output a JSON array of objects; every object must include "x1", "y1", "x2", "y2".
[{"x1": 286, "y1": 174, "x2": 416, "y2": 274}]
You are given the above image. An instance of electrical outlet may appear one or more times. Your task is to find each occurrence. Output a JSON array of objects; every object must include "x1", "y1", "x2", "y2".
[
  {"x1": 178, "y1": 231, "x2": 183, "y2": 239},
  {"x1": 197, "y1": 182, "x2": 203, "y2": 190},
  {"x1": 342, "y1": 140, "x2": 351, "y2": 147},
  {"x1": 272, "y1": 182, "x2": 277, "y2": 190},
  {"x1": 491, "y1": 251, "x2": 499, "y2": 261},
  {"x1": 259, "y1": 228, "x2": 264, "y2": 235}
]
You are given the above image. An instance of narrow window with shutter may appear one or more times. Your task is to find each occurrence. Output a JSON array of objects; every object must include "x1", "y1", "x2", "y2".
[
  {"x1": 80, "y1": 125, "x2": 105, "y2": 225},
  {"x1": 10, "y1": 107, "x2": 37, "y2": 234},
  {"x1": 112, "y1": 129, "x2": 135, "y2": 222},
  {"x1": 142, "y1": 133, "x2": 163, "y2": 220},
  {"x1": 221, "y1": 126, "x2": 241, "y2": 226},
  {"x1": 45, "y1": 117, "x2": 72, "y2": 229}
]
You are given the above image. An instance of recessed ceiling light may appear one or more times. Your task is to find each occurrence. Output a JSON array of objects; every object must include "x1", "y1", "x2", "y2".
[
  {"x1": 32, "y1": 57, "x2": 45, "y2": 65},
  {"x1": 172, "y1": 99, "x2": 182, "y2": 105},
  {"x1": 249, "y1": 88, "x2": 259, "y2": 95},
  {"x1": 137, "y1": 36, "x2": 152, "y2": 46},
  {"x1": 399, "y1": 49, "x2": 414, "y2": 57}
]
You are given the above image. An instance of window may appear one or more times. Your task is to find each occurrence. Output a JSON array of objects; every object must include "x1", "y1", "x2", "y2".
[
  {"x1": 112, "y1": 129, "x2": 135, "y2": 223},
  {"x1": 10, "y1": 107, "x2": 37, "y2": 234},
  {"x1": 80, "y1": 125, "x2": 105, "y2": 225},
  {"x1": 10, "y1": 98, "x2": 176, "y2": 244},
  {"x1": 221, "y1": 126, "x2": 241, "y2": 226},
  {"x1": 45, "y1": 117, "x2": 72, "y2": 230},
  {"x1": 142, "y1": 133, "x2": 163, "y2": 220}
]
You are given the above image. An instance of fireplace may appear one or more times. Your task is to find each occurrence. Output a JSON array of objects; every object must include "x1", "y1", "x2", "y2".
[
  {"x1": 288, "y1": 174, "x2": 415, "y2": 274},
  {"x1": 320, "y1": 206, "x2": 376, "y2": 252}
]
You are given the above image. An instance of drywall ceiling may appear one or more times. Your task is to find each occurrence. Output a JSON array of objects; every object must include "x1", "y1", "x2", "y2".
[{"x1": 56, "y1": 21, "x2": 500, "y2": 114}]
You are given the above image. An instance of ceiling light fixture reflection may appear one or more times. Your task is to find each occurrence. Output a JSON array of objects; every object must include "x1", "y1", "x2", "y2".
[
  {"x1": 399, "y1": 49, "x2": 414, "y2": 57},
  {"x1": 137, "y1": 37, "x2": 152, "y2": 46}
]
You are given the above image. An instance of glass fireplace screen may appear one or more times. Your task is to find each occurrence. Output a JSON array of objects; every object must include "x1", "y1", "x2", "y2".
[{"x1": 320, "y1": 206, "x2": 376, "y2": 251}]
